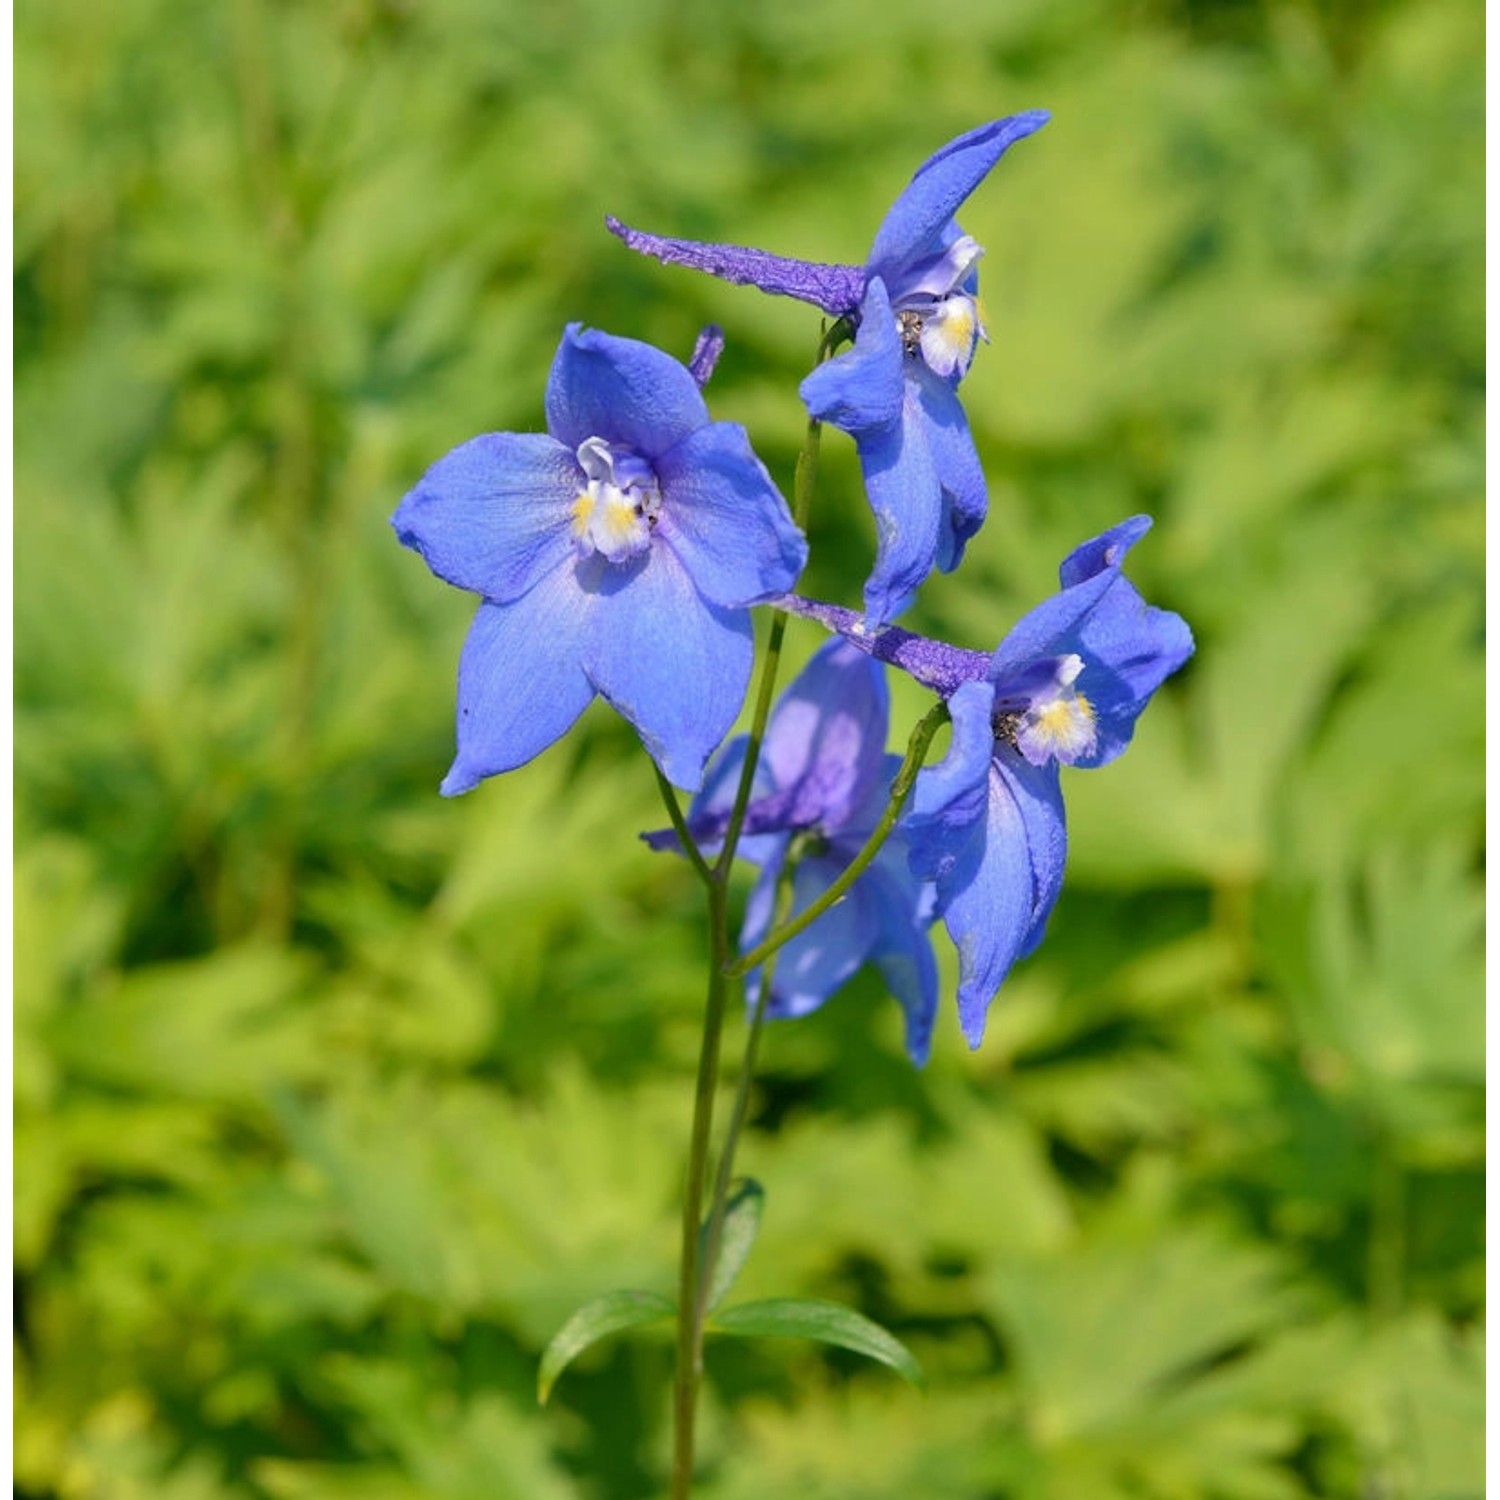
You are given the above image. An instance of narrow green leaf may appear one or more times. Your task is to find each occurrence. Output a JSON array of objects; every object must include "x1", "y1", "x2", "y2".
[
  {"x1": 708, "y1": 1297, "x2": 926, "y2": 1390},
  {"x1": 700, "y1": 1178, "x2": 765, "y2": 1312},
  {"x1": 537, "y1": 1290, "x2": 675, "y2": 1405}
]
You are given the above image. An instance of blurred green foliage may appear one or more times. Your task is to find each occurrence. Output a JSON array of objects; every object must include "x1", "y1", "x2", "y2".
[{"x1": 14, "y1": 0, "x2": 1483, "y2": 1495}]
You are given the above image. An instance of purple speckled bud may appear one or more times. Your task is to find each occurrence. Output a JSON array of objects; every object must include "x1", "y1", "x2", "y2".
[
  {"x1": 774, "y1": 594, "x2": 990, "y2": 698},
  {"x1": 688, "y1": 324, "x2": 726, "y2": 387},
  {"x1": 606, "y1": 216, "x2": 867, "y2": 318}
]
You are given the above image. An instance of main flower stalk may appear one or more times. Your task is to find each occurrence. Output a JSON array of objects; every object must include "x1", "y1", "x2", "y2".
[
  {"x1": 670, "y1": 874, "x2": 730, "y2": 1500},
  {"x1": 667, "y1": 350, "x2": 832, "y2": 1498}
]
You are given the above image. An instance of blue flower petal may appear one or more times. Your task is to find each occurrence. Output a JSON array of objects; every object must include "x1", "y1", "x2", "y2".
[
  {"x1": 606, "y1": 216, "x2": 867, "y2": 317},
  {"x1": 995, "y1": 752, "x2": 1068, "y2": 959},
  {"x1": 750, "y1": 855, "x2": 880, "y2": 1020},
  {"x1": 1072, "y1": 585, "x2": 1194, "y2": 767},
  {"x1": 905, "y1": 680, "x2": 996, "y2": 888},
  {"x1": 912, "y1": 368, "x2": 988, "y2": 572},
  {"x1": 836, "y1": 751, "x2": 905, "y2": 845},
  {"x1": 761, "y1": 642, "x2": 891, "y2": 832},
  {"x1": 1058, "y1": 515, "x2": 1154, "y2": 588},
  {"x1": 990, "y1": 520, "x2": 1193, "y2": 767},
  {"x1": 866, "y1": 112, "x2": 1050, "y2": 285},
  {"x1": 863, "y1": 858, "x2": 940, "y2": 1065},
  {"x1": 737, "y1": 841, "x2": 784, "y2": 1003},
  {"x1": 392, "y1": 433, "x2": 579, "y2": 603},
  {"x1": 799, "y1": 278, "x2": 906, "y2": 435},
  {"x1": 857, "y1": 385, "x2": 944, "y2": 627},
  {"x1": 649, "y1": 640, "x2": 888, "y2": 856},
  {"x1": 440, "y1": 571, "x2": 596, "y2": 795},
  {"x1": 581, "y1": 546, "x2": 752, "y2": 790},
  {"x1": 941, "y1": 765, "x2": 1037, "y2": 1047},
  {"x1": 642, "y1": 733, "x2": 786, "y2": 865},
  {"x1": 988, "y1": 586, "x2": 1110, "y2": 695},
  {"x1": 545, "y1": 325, "x2": 709, "y2": 461},
  {"x1": 656, "y1": 422, "x2": 807, "y2": 608}
]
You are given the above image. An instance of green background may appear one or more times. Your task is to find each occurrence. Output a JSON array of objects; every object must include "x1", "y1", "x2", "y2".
[{"x1": 15, "y1": 0, "x2": 1484, "y2": 1495}]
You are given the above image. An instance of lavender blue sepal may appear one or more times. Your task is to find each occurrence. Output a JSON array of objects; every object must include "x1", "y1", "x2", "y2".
[
  {"x1": 642, "y1": 640, "x2": 939, "y2": 1063},
  {"x1": 605, "y1": 216, "x2": 866, "y2": 317},
  {"x1": 689, "y1": 324, "x2": 726, "y2": 387},
  {"x1": 394, "y1": 324, "x2": 807, "y2": 794},
  {"x1": 773, "y1": 592, "x2": 992, "y2": 697}
]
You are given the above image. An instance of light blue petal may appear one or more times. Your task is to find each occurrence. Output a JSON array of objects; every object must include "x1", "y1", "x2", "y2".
[
  {"x1": 863, "y1": 858, "x2": 940, "y2": 1066},
  {"x1": 441, "y1": 571, "x2": 596, "y2": 795},
  {"x1": 995, "y1": 753, "x2": 1068, "y2": 959},
  {"x1": 942, "y1": 763, "x2": 1036, "y2": 1047},
  {"x1": 392, "y1": 433, "x2": 579, "y2": 603},
  {"x1": 989, "y1": 521, "x2": 1193, "y2": 767},
  {"x1": 867, "y1": 112, "x2": 1050, "y2": 284},
  {"x1": 905, "y1": 680, "x2": 995, "y2": 888},
  {"x1": 837, "y1": 751, "x2": 905, "y2": 845},
  {"x1": 581, "y1": 545, "x2": 752, "y2": 790},
  {"x1": 737, "y1": 840, "x2": 787, "y2": 963},
  {"x1": 761, "y1": 642, "x2": 891, "y2": 833},
  {"x1": 799, "y1": 279, "x2": 905, "y2": 435},
  {"x1": 858, "y1": 381, "x2": 943, "y2": 627},
  {"x1": 696, "y1": 734, "x2": 756, "y2": 817},
  {"x1": 1058, "y1": 515, "x2": 1153, "y2": 588},
  {"x1": 752, "y1": 856, "x2": 880, "y2": 1021},
  {"x1": 912, "y1": 368, "x2": 988, "y2": 572},
  {"x1": 643, "y1": 734, "x2": 784, "y2": 865},
  {"x1": 1071, "y1": 582, "x2": 1194, "y2": 767},
  {"x1": 655, "y1": 422, "x2": 807, "y2": 607},
  {"x1": 545, "y1": 325, "x2": 709, "y2": 460}
]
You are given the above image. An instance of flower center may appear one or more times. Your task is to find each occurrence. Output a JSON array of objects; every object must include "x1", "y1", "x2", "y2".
[
  {"x1": 570, "y1": 436, "x2": 662, "y2": 564},
  {"x1": 993, "y1": 654, "x2": 1097, "y2": 767},
  {"x1": 890, "y1": 233, "x2": 988, "y2": 381}
]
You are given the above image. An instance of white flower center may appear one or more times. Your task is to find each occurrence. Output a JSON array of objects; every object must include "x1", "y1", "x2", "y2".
[
  {"x1": 570, "y1": 436, "x2": 661, "y2": 564},
  {"x1": 995, "y1": 654, "x2": 1098, "y2": 767},
  {"x1": 891, "y1": 234, "x2": 989, "y2": 380}
]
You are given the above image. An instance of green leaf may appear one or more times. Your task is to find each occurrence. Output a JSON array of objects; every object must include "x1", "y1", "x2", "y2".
[
  {"x1": 536, "y1": 1289, "x2": 674, "y2": 1405},
  {"x1": 700, "y1": 1178, "x2": 764, "y2": 1313},
  {"x1": 709, "y1": 1297, "x2": 926, "y2": 1390}
]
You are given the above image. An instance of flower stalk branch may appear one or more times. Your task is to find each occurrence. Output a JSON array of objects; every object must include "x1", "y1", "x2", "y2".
[{"x1": 654, "y1": 768, "x2": 715, "y2": 888}]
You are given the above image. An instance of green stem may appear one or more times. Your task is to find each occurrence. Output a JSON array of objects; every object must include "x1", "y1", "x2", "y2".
[
  {"x1": 670, "y1": 879, "x2": 730, "y2": 1500},
  {"x1": 655, "y1": 766, "x2": 715, "y2": 889},
  {"x1": 727, "y1": 699, "x2": 950, "y2": 979},
  {"x1": 714, "y1": 612, "x2": 792, "y2": 882},
  {"x1": 713, "y1": 414, "x2": 822, "y2": 880},
  {"x1": 692, "y1": 866, "x2": 796, "y2": 1331}
]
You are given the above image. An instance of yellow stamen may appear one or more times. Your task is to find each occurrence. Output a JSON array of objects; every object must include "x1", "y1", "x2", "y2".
[{"x1": 570, "y1": 491, "x2": 594, "y2": 540}]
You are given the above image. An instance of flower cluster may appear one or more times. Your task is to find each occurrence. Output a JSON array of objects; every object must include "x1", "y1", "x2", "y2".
[{"x1": 395, "y1": 114, "x2": 1194, "y2": 1059}]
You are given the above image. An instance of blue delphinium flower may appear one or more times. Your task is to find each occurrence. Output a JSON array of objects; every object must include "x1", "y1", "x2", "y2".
[
  {"x1": 778, "y1": 517, "x2": 1194, "y2": 1046},
  {"x1": 607, "y1": 112, "x2": 1049, "y2": 626},
  {"x1": 644, "y1": 640, "x2": 940, "y2": 1064},
  {"x1": 394, "y1": 324, "x2": 807, "y2": 794}
]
